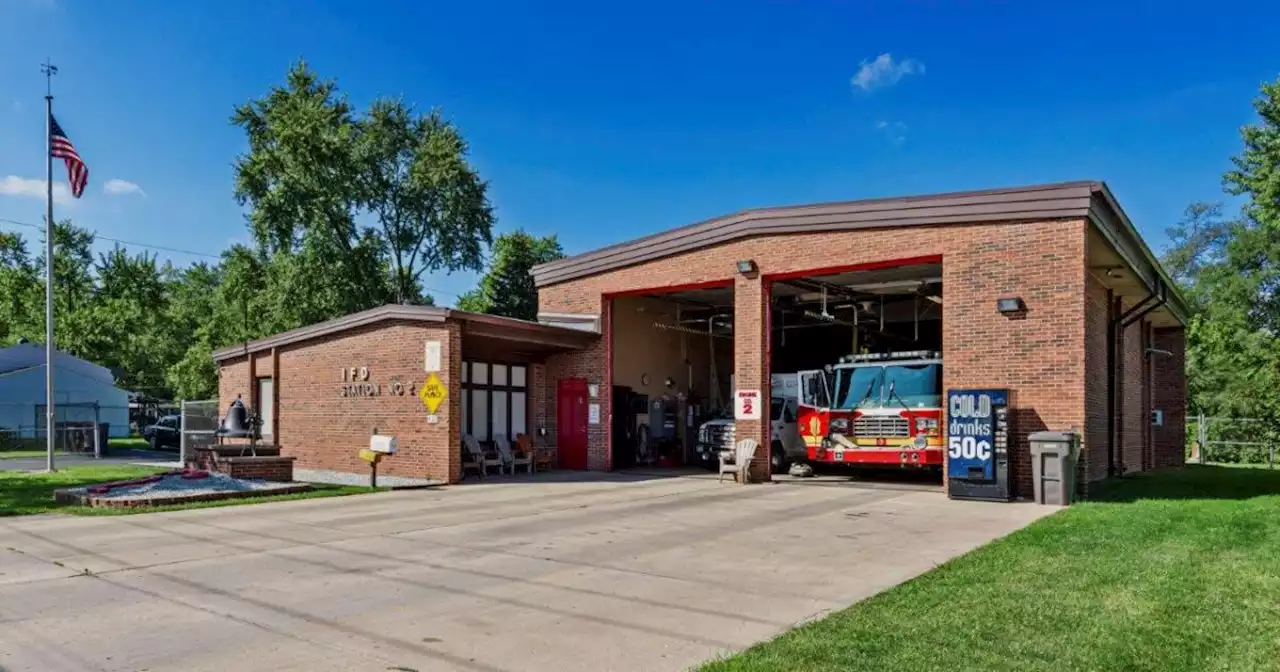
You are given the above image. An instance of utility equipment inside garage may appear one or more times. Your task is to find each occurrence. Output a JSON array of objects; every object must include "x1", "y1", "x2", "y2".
[{"x1": 609, "y1": 286, "x2": 734, "y2": 470}]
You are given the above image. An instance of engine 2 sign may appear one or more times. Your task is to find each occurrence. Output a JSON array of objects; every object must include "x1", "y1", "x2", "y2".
[
  {"x1": 947, "y1": 389, "x2": 1005, "y2": 480},
  {"x1": 735, "y1": 390, "x2": 762, "y2": 421}
]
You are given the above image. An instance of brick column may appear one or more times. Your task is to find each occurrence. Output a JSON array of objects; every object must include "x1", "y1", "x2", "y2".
[
  {"x1": 444, "y1": 322, "x2": 464, "y2": 483},
  {"x1": 531, "y1": 363, "x2": 548, "y2": 438},
  {"x1": 1152, "y1": 327, "x2": 1186, "y2": 470},
  {"x1": 733, "y1": 273, "x2": 770, "y2": 481}
]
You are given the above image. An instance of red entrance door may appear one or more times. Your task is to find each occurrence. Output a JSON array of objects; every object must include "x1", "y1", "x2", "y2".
[{"x1": 557, "y1": 378, "x2": 590, "y2": 470}]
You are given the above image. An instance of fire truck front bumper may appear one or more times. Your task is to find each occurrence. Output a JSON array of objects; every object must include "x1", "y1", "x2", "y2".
[{"x1": 809, "y1": 443, "x2": 943, "y2": 467}]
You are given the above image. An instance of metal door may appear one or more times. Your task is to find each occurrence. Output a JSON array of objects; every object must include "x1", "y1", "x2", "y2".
[{"x1": 557, "y1": 379, "x2": 590, "y2": 470}]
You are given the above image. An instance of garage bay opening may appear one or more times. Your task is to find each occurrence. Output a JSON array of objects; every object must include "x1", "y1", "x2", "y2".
[
  {"x1": 609, "y1": 284, "x2": 734, "y2": 471},
  {"x1": 769, "y1": 260, "x2": 943, "y2": 484}
]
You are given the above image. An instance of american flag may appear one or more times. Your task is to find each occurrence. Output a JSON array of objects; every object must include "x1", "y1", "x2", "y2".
[{"x1": 50, "y1": 115, "x2": 88, "y2": 199}]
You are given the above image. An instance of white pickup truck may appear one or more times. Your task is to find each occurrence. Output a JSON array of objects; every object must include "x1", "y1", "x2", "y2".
[{"x1": 694, "y1": 374, "x2": 806, "y2": 472}]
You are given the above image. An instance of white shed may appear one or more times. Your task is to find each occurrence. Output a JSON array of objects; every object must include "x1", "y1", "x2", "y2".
[{"x1": 0, "y1": 343, "x2": 130, "y2": 438}]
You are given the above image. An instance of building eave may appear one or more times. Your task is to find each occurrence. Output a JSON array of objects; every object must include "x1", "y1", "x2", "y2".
[
  {"x1": 211, "y1": 305, "x2": 597, "y2": 364},
  {"x1": 532, "y1": 181, "x2": 1097, "y2": 287},
  {"x1": 1087, "y1": 182, "x2": 1190, "y2": 326}
]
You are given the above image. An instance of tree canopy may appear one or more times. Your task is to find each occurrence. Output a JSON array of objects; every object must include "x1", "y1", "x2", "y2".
[
  {"x1": 456, "y1": 231, "x2": 564, "y2": 320},
  {"x1": 0, "y1": 61, "x2": 496, "y2": 401},
  {"x1": 1166, "y1": 75, "x2": 1280, "y2": 452}
]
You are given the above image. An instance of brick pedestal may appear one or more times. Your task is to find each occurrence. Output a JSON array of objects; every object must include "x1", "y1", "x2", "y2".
[{"x1": 190, "y1": 447, "x2": 296, "y2": 482}]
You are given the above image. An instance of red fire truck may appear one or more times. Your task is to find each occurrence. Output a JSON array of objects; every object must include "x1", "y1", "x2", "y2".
[{"x1": 796, "y1": 350, "x2": 943, "y2": 469}]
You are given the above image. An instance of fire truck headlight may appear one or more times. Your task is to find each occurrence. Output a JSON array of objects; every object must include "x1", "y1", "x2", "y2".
[
  {"x1": 915, "y1": 417, "x2": 940, "y2": 436},
  {"x1": 830, "y1": 419, "x2": 848, "y2": 433}
]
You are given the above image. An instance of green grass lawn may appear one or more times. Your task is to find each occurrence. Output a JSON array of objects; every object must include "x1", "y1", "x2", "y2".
[
  {"x1": 0, "y1": 464, "x2": 376, "y2": 517},
  {"x1": 703, "y1": 465, "x2": 1280, "y2": 672},
  {"x1": 2, "y1": 437, "x2": 153, "y2": 459},
  {"x1": 108, "y1": 436, "x2": 151, "y2": 450},
  {"x1": 0, "y1": 450, "x2": 56, "y2": 459}
]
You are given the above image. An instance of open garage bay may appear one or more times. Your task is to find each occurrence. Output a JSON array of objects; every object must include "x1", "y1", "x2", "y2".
[{"x1": 0, "y1": 475, "x2": 1050, "y2": 672}]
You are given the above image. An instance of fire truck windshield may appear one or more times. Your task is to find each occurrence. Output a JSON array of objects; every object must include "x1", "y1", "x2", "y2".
[
  {"x1": 833, "y1": 362, "x2": 941, "y2": 410},
  {"x1": 884, "y1": 364, "x2": 941, "y2": 408},
  {"x1": 834, "y1": 367, "x2": 884, "y2": 410}
]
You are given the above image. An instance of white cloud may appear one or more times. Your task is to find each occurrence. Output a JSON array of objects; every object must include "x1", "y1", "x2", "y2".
[
  {"x1": 876, "y1": 120, "x2": 908, "y2": 144},
  {"x1": 103, "y1": 178, "x2": 145, "y2": 197},
  {"x1": 852, "y1": 53, "x2": 924, "y2": 91},
  {"x1": 0, "y1": 175, "x2": 72, "y2": 204}
]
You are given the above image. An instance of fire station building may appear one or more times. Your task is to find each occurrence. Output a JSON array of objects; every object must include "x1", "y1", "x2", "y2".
[{"x1": 215, "y1": 180, "x2": 1188, "y2": 497}]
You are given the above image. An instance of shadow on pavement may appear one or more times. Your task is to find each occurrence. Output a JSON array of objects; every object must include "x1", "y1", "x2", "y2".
[{"x1": 453, "y1": 466, "x2": 705, "y2": 486}]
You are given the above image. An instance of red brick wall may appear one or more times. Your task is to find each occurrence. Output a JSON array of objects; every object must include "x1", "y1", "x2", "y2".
[
  {"x1": 252, "y1": 351, "x2": 274, "y2": 378},
  {"x1": 531, "y1": 363, "x2": 548, "y2": 442},
  {"x1": 1119, "y1": 314, "x2": 1147, "y2": 474},
  {"x1": 219, "y1": 320, "x2": 462, "y2": 483},
  {"x1": 1083, "y1": 276, "x2": 1111, "y2": 485},
  {"x1": 735, "y1": 273, "x2": 770, "y2": 478},
  {"x1": 545, "y1": 321, "x2": 610, "y2": 469},
  {"x1": 1152, "y1": 328, "x2": 1187, "y2": 469},
  {"x1": 540, "y1": 218, "x2": 1091, "y2": 493},
  {"x1": 219, "y1": 358, "x2": 250, "y2": 411},
  {"x1": 195, "y1": 454, "x2": 295, "y2": 482}
]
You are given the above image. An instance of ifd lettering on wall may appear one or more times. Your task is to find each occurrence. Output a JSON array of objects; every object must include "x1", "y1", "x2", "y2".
[{"x1": 339, "y1": 367, "x2": 417, "y2": 398}]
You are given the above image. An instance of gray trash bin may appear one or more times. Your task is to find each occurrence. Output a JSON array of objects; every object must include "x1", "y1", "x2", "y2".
[{"x1": 1029, "y1": 431, "x2": 1080, "y2": 505}]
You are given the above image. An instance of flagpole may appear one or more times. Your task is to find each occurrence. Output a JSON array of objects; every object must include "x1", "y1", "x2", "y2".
[{"x1": 42, "y1": 59, "x2": 57, "y2": 473}]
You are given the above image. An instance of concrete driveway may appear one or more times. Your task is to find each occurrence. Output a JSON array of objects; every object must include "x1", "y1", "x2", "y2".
[{"x1": 0, "y1": 472, "x2": 1053, "y2": 672}]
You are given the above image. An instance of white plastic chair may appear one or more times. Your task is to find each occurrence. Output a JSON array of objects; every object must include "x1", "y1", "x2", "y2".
[
  {"x1": 495, "y1": 435, "x2": 532, "y2": 474},
  {"x1": 719, "y1": 438, "x2": 759, "y2": 484}
]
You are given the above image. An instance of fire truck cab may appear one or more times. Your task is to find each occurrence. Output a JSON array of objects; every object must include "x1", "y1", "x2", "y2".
[{"x1": 797, "y1": 350, "x2": 943, "y2": 469}]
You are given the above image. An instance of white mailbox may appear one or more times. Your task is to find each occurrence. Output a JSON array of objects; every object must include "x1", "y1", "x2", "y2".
[{"x1": 369, "y1": 434, "x2": 398, "y2": 455}]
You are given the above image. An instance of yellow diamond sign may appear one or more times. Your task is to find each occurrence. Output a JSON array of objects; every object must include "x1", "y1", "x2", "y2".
[{"x1": 419, "y1": 372, "x2": 447, "y2": 414}]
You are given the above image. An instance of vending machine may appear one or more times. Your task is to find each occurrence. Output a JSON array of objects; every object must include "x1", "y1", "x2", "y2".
[{"x1": 946, "y1": 388, "x2": 1014, "y2": 502}]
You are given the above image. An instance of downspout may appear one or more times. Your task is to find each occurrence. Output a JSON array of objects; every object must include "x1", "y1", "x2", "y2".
[{"x1": 1108, "y1": 280, "x2": 1167, "y2": 477}]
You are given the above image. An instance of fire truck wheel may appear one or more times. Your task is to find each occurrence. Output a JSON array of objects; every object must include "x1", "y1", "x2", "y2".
[{"x1": 770, "y1": 441, "x2": 789, "y2": 473}]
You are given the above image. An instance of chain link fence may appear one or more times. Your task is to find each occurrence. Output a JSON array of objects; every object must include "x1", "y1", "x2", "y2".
[
  {"x1": 179, "y1": 399, "x2": 221, "y2": 463},
  {"x1": 0, "y1": 402, "x2": 131, "y2": 455},
  {"x1": 1188, "y1": 414, "x2": 1277, "y2": 467}
]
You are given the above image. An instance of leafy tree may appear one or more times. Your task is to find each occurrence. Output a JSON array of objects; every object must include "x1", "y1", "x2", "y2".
[
  {"x1": 48, "y1": 222, "x2": 98, "y2": 358},
  {"x1": 456, "y1": 231, "x2": 563, "y2": 320},
  {"x1": 1, "y1": 223, "x2": 177, "y2": 396},
  {"x1": 0, "y1": 63, "x2": 497, "y2": 401},
  {"x1": 1171, "y1": 75, "x2": 1280, "y2": 447},
  {"x1": 356, "y1": 100, "x2": 493, "y2": 304},
  {"x1": 1161, "y1": 202, "x2": 1237, "y2": 296},
  {"x1": 231, "y1": 61, "x2": 389, "y2": 326},
  {"x1": 2, "y1": 221, "x2": 101, "y2": 359},
  {"x1": 0, "y1": 232, "x2": 40, "y2": 344},
  {"x1": 88, "y1": 247, "x2": 174, "y2": 394},
  {"x1": 163, "y1": 262, "x2": 223, "y2": 400}
]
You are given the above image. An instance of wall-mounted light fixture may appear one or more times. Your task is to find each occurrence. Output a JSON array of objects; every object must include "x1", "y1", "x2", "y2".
[
  {"x1": 736, "y1": 259, "x2": 757, "y2": 275},
  {"x1": 996, "y1": 297, "x2": 1026, "y2": 315}
]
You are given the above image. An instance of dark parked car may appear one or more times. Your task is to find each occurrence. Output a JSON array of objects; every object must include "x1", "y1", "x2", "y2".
[{"x1": 141, "y1": 415, "x2": 181, "y2": 450}]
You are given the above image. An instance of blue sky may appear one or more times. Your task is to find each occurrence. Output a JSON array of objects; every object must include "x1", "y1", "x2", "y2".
[{"x1": 1, "y1": 0, "x2": 1276, "y2": 304}]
